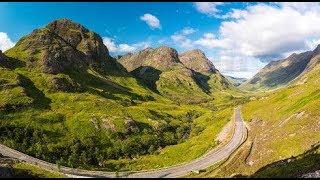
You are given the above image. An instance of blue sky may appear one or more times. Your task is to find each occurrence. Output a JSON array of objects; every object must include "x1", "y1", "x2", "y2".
[{"x1": 1, "y1": 2, "x2": 320, "y2": 78}]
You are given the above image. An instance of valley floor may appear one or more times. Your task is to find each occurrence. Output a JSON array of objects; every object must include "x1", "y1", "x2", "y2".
[{"x1": 0, "y1": 107, "x2": 246, "y2": 178}]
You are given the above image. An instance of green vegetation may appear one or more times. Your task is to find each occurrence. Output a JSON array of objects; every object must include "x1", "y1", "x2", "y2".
[
  {"x1": 251, "y1": 144, "x2": 320, "y2": 178},
  {"x1": 188, "y1": 57, "x2": 320, "y2": 178},
  {"x1": 3, "y1": 18, "x2": 320, "y2": 178},
  {"x1": 11, "y1": 163, "x2": 68, "y2": 178},
  {"x1": 102, "y1": 108, "x2": 233, "y2": 171},
  {"x1": 0, "y1": 19, "x2": 245, "y2": 172}
]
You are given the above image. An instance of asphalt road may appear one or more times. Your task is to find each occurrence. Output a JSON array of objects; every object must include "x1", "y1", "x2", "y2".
[{"x1": 0, "y1": 106, "x2": 247, "y2": 178}]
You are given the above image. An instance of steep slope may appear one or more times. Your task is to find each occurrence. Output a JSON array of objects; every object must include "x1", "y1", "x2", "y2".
[
  {"x1": 193, "y1": 54, "x2": 320, "y2": 178},
  {"x1": 1, "y1": 18, "x2": 228, "y2": 171},
  {"x1": 119, "y1": 47, "x2": 210, "y2": 103},
  {"x1": 240, "y1": 45, "x2": 320, "y2": 91},
  {"x1": 5, "y1": 18, "x2": 125, "y2": 75},
  {"x1": 119, "y1": 48, "x2": 236, "y2": 103},
  {"x1": 178, "y1": 49, "x2": 216, "y2": 73}
]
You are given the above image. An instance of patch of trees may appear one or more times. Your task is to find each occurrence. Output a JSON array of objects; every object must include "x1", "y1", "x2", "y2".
[{"x1": 0, "y1": 122, "x2": 188, "y2": 169}]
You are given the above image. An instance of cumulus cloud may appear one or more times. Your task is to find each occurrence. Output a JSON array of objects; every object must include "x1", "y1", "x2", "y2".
[
  {"x1": 210, "y1": 55, "x2": 267, "y2": 78},
  {"x1": 170, "y1": 27, "x2": 199, "y2": 50},
  {"x1": 0, "y1": 32, "x2": 15, "y2": 52},
  {"x1": 181, "y1": 27, "x2": 197, "y2": 35},
  {"x1": 103, "y1": 37, "x2": 151, "y2": 54},
  {"x1": 194, "y1": 2, "x2": 224, "y2": 17},
  {"x1": 198, "y1": 3, "x2": 320, "y2": 62},
  {"x1": 140, "y1": 13, "x2": 162, "y2": 30}
]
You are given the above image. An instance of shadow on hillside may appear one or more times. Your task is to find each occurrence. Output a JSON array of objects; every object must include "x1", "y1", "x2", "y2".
[
  {"x1": 192, "y1": 71, "x2": 211, "y2": 94},
  {"x1": 234, "y1": 143, "x2": 320, "y2": 178},
  {"x1": 131, "y1": 66, "x2": 162, "y2": 94},
  {"x1": 263, "y1": 56, "x2": 311, "y2": 88},
  {"x1": 17, "y1": 74, "x2": 52, "y2": 109},
  {"x1": 65, "y1": 69, "x2": 148, "y2": 102},
  {"x1": 0, "y1": 57, "x2": 26, "y2": 70}
]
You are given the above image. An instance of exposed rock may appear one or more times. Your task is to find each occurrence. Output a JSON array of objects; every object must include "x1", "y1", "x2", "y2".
[
  {"x1": 11, "y1": 18, "x2": 123, "y2": 75},
  {"x1": 118, "y1": 46, "x2": 182, "y2": 72},
  {"x1": 124, "y1": 118, "x2": 139, "y2": 133},
  {"x1": 101, "y1": 118, "x2": 116, "y2": 132},
  {"x1": 296, "y1": 111, "x2": 305, "y2": 119},
  {"x1": 90, "y1": 118, "x2": 99, "y2": 130},
  {"x1": 179, "y1": 49, "x2": 216, "y2": 73},
  {"x1": 49, "y1": 77, "x2": 83, "y2": 92},
  {"x1": 301, "y1": 170, "x2": 320, "y2": 178}
]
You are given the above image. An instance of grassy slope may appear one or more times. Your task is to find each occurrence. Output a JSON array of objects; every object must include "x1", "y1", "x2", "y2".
[
  {"x1": 102, "y1": 107, "x2": 233, "y2": 171},
  {"x1": 11, "y1": 163, "x2": 68, "y2": 178},
  {"x1": 0, "y1": 41, "x2": 245, "y2": 172},
  {"x1": 189, "y1": 60, "x2": 320, "y2": 177}
]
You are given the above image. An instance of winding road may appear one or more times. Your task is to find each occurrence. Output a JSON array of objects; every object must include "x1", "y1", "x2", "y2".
[{"x1": 0, "y1": 106, "x2": 247, "y2": 178}]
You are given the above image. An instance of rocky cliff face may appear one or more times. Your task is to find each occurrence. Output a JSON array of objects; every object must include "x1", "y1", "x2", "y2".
[
  {"x1": 179, "y1": 49, "x2": 216, "y2": 73},
  {"x1": 118, "y1": 46, "x2": 183, "y2": 72},
  {"x1": 6, "y1": 18, "x2": 122, "y2": 74}
]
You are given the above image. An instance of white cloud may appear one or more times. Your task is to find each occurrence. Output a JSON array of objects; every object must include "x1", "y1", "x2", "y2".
[
  {"x1": 203, "y1": 33, "x2": 215, "y2": 39},
  {"x1": 194, "y1": 33, "x2": 227, "y2": 49},
  {"x1": 103, "y1": 37, "x2": 117, "y2": 53},
  {"x1": 0, "y1": 32, "x2": 15, "y2": 52},
  {"x1": 194, "y1": 2, "x2": 224, "y2": 17},
  {"x1": 118, "y1": 44, "x2": 135, "y2": 53},
  {"x1": 171, "y1": 34, "x2": 185, "y2": 42},
  {"x1": 170, "y1": 27, "x2": 199, "y2": 50},
  {"x1": 196, "y1": 2, "x2": 320, "y2": 61},
  {"x1": 211, "y1": 55, "x2": 267, "y2": 78},
  {"x1": 181, "y1": 27, "x2": 197, "y2": 35},
  {"x1": 103, "y1": 37, "x2": 151, "y2": 55},
  {"x1": 140, "y1": 13, "x2": 162, "y2": 30}
]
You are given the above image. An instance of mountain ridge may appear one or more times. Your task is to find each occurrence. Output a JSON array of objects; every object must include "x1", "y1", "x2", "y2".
[{"x1": 240, "y1": 44, "x2": 320, "y2": 90}]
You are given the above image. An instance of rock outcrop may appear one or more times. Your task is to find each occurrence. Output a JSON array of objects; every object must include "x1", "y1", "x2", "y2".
[
  {"x1": 7, "y1": 18, "x2": 123, "y2": 75},
  {"x1": 179, "y1": 49, "x2": 216, "y2": 73}
]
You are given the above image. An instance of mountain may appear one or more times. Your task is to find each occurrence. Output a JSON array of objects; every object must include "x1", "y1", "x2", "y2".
[
  {"x1": 196, "y1": 49, "x2": 320, "y2": 178},
  {"x1": 0, "y1": 18, "x2": 243, "y2": 173},
  {"x1": 178, "y1": 49, "x2": 216, "y2": 73},
  {"x1": 225, "y1": 76, "x2": 247, "y2": 86},
  {"x1": 240, "y1": 45, "x2": 320, "y2": 91},
  {"x1": 5, "y1": 18, "x2": 126, "y2": 75},
  {"x1": 118, "y1": 47, "x2": 235, "y2": 103}
]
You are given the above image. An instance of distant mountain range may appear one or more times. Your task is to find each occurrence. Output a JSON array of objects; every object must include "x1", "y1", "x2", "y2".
[
  {"x1": 240, "y1": 44, "x2": 320, "y2": 91},
  {"x1": 225, "y1": 76, "x2": 247, "y2": 86}
]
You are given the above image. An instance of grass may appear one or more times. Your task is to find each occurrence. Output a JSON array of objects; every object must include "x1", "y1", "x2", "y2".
[
  {"x1": 187, "y1": 62, "x2": 320, "y2": 178},
  {"x1": 251, "y1": 144, "x2": 320, "y2": 178},
  {"x1": 12, "y1": 162, "x2": 68, "y2": 178},
  {"x1": 101, "y1": 107, "x2": 234, "y2": 171},
  {"x1": 0, "y1": 48, "x2": 243, "y2": 171}
]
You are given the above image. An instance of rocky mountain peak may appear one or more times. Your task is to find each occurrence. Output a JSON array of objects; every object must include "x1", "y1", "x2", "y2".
[
  {"x1": 179, "y1": 49, "x2": 216, "y2": 73},
  {"x1": 152, "y1": 46, "x2": 180, "y2": 64},
  {"x1": 312, "y1": 44, "x2": 320, "y2": 54},
  {"x1": 7, "y1": 18, "x2": 120, "y2": 74}
]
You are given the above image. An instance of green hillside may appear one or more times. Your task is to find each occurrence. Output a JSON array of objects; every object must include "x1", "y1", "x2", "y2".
[
  {"x1": 0, "y1": 18, "x2": 243, "y2": 171},
  {"x1": 240, "y1": 45, "x2": 320, "y2": 91},
  {"x1": 189, "y1": 53, "x2": 320, "y2": 178}
]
